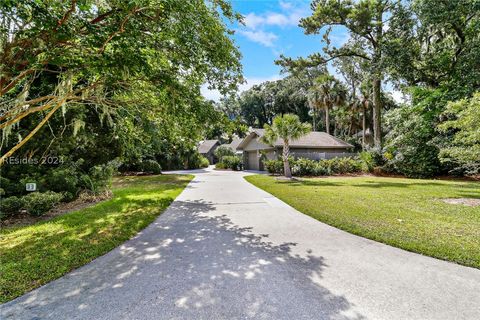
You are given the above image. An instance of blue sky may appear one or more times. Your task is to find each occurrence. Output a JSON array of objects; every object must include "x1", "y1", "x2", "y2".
[
  {"x1": 202, "y1": 0, "x2": 405, "y2": 103},
  {"x1": 202, "y1": 0, "x2": 349, "y2": 100}
]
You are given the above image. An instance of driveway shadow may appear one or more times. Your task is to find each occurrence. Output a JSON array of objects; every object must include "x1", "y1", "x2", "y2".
[{"x1": 1, "y1": 200, "x2": 364, "y2": 320}]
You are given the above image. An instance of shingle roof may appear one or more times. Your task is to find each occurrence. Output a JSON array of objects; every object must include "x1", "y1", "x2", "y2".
[
  {"x1": 223, "y1": 138, "x2": 243, "y2": 151},
  {"x1": 197, "y1": 140, "x2": 219, "y2": 154},
  {"x1": 239, "y1": 129, "x2": 352, "y2": 149}
]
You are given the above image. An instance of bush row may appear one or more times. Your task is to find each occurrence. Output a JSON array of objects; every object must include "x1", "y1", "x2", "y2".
[
  {"x1": 1, "y1": 191, "x2": 64, "y2": 219},
  {"x1": 264, "y1": 157, "x2": 366, "y2": 176}
]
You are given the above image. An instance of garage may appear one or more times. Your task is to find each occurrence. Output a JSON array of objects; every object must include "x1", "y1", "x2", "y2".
[{"x1": 246, "y1": 151, "x2": 259, "y2": 170}]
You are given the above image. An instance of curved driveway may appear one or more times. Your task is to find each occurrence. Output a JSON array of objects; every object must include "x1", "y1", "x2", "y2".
[{"x1": 2, "y1": 168, "x2": 480, "y2": 319}]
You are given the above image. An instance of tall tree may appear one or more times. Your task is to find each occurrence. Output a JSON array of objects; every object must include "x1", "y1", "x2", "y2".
[
  {"x1": 278, "y1": 0, "x2": 400, "y2": 148},
  {"x1": 261, "y1": 114, "x2": 311, "y2": 178}
]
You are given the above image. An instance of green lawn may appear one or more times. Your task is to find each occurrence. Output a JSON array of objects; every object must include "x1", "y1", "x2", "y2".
[
  {"x1": 245, "y1": 175, "x2": 480, "y2": 269},
  {"x1": 0, "y1": 174, "x2": 192, "y2": 303}
]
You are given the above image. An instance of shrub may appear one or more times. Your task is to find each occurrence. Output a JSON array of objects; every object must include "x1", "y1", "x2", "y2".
[
  {"x1": 358, "y1": 151, "x2": 375, "y2": 172},
  {"x1": 214, "y1": 146, "x2": 235, "y2": 162},
  {"x1": 328, "y1": 157, "x2": 363, "y2": 174},
  {"x1": 45, "y1": 166, "x2": 80, "y2": 201},
  {"x1": 220, "y1": 156, "x2": 243, "y2": 171},
  {"x1": 314, "y1": 160, "x2": 330, "y2": 176},
  {"x1": 199, "y1": 156, "x2": 210, "y2": 168},
  {"x1": 292, "y1": 158, "x2": 317, "y2": 176},
  {"x1": 0, "y1": 196, "x2": 24, "y2": 219},
  {"x1": 264, "y1": 159, "x2": 284, "y2": 175},
  {"x1": 81, "y1": 162, "x2": 117, "y2": 194},
  {"x1": 215, "y1": 162, "x2": 227, "y2": 169},
  {"x1": 22, "y1": 191, "x2": 64, "y2": 216},
  {"x1": 140, "y1": 159, "x2": 162, "y2": 174}
]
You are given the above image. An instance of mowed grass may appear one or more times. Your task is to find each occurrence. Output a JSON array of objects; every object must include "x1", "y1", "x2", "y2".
[
  {"x1": 0, "y1": 174, "x2": 192, "y2": 303},
  {"x1": 246, "y1": 175, "x2": 480, "y2": 268}
]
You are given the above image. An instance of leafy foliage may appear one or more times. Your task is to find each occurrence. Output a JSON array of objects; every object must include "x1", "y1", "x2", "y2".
[
  {"x1": 438, "y1": 93, "x2": 480, "y2": 175},
  {"x1": 214, "y1": 146, "x2": 235, "y2": 162},
  {"x1": 215, "y1": 155, "x2": 242, "y2": 171},
  {"x1": 22, "y1": 191, "x2": 64, "y2": 216},
  {"x1": 199, "y1": 156, "x2": 210, "y2": 168},
  {"x1": 0, "y1": 196, "x2": 24, "y2": 219},
  {"x1": 0, "y1": 0, "x2": 242, "y2": 215},
  {"x1": 140, "y1": 160, "x2": 162, "y2": 174},
  {"x1": 384, "y1": 99, "x2": 442, "y2": 178}
]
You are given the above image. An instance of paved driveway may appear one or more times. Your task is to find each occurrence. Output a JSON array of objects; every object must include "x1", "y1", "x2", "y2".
[{"x1": 2, "y1": 168, "x2": 480, "y2": 319}]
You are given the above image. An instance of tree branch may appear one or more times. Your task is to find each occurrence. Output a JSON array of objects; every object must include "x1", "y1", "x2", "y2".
[
  {"x1": 54, "y1": 0, "x2": 77, "y2": 31},
  {"x1": 0, "y1": 97, "x2": 66, "y2": 166}
]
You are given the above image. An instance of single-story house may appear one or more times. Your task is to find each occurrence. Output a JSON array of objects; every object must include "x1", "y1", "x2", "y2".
[
  {"x1": 198, "y1": 139, "x2": 220, "y2": 164},
  {"x1": 237, "y1": 129, "x2": 355, "y2": 171}
]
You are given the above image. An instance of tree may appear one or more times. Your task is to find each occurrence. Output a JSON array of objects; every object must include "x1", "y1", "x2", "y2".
[
  {"x1": 307, "y1": 74, "x2": 346, "y2": 135},
  {"x1": 381, "y1": 0, "x2": 479, "y2": 177},
  {"x1": 214, "y1": 145, "x2": 235, "y2": 162},
  {"x1": 358, "y1": 83, "x2": 373, "y2": 149},
  {"x1": 438, "y1": 93, "x2": 480, "y2": 175},
  {"x1": 0, "y1": 0, "x2": 242, "y2": 164},
  {"x1": 384, "y1": 0, "x2": 480, "y2": 91},
  {"x1": 278, "y1": 0, "x2": 401, "y2": 148},
  {"x1": 260, "y1": 114, "x2": 311, "y2": 178}
]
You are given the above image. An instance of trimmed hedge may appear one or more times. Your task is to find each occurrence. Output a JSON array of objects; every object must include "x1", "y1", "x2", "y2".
[{"x1": 264, "y1": 157, "x2": 365, "y2": 176}]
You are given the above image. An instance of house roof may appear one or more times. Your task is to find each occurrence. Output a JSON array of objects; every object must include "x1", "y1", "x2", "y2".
[
  {"x1": 197, "y1": 140, "x2": 219, "y2": 154},
  {"x1": 222, "y1": 138, "x2": 243, "y2": 151},
  {"x1": 238, "y1": 129, "x2": 353, "y2": 149}
]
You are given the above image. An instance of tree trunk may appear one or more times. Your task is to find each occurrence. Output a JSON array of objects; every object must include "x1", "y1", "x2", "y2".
[
  {"x1": 324, "y1": 106, "x2": 330, "y2": 135},
  {"x1": 362, "y1": 105, "x2": 366, "y2": 150},
  {"x1": 372, "y1": 4, "x2": 383, "y2": 149},
  {"x1": 372, "y1": 78, "x2": 382, "y2": 148},
  {"x1": 312, "y1": 109, "x2": 316, "y2": 131},
  {"x1": 283, "y1": 141, "x2": 292, "y2": 178}
]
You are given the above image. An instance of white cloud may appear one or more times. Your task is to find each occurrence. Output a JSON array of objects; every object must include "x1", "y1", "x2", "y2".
[
  {"x1": 237, "y1": 30, "x2": 278, "y2": 47},
  {"x1": 238, "y1": 1, "x2": 308, "y2": 48},
  {"x1": 279, "y1": 1, "x2": 293, "y2": 10},
  {"x1": 242, "y1": 2, "x2": 306, "y2": 30},
  {"x1": 201, "y1": 75, "x2": 283, "y2": 102},
  {"x1": 265, "y1": 12, "x2": 291, "y2": 27},
  {"x1": 243, "y1": 13, "x2": 265, "y2": 30}
]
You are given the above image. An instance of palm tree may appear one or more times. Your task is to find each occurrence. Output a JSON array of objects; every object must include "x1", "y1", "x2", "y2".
[
  {"x1": 260, "y1": 114, "x2": 311, "y2": 178},
  {"x1": 308, "y1": 75, "x2": 346, "y2": 135}
]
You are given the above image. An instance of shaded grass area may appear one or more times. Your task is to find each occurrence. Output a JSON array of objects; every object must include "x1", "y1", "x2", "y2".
[
  {"x1": 0, "y1": 174, "x2": 192, "y2": 303},
  {"x1": 245, "y1": 175, "x2": 480, "y2": 269}
]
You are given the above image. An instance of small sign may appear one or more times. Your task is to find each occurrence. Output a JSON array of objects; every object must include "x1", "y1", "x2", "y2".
[{"x1": 26, "y1": 183, "x2": 36, "y2": 192}]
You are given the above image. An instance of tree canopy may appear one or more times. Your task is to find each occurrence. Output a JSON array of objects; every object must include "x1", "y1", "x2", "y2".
[{"x1": 0, "y1": 0, "x2": 243, "y2": 164}]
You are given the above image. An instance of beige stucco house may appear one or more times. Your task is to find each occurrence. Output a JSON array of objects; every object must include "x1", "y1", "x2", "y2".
[{"x1": 237, "y1": 129, "x2": 354, "y2": 171}]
